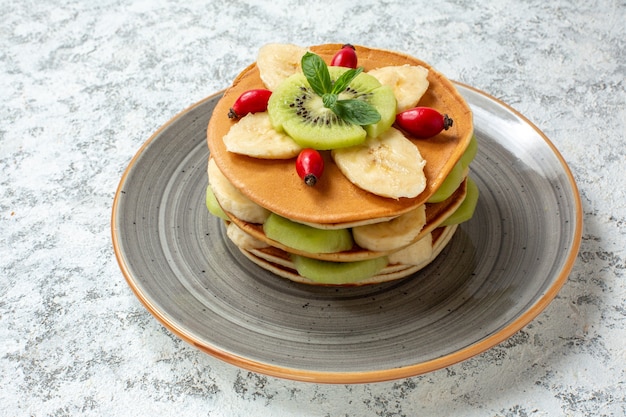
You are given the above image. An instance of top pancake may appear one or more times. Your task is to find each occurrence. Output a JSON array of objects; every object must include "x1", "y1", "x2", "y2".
[{"x1": 207, "y1": 44, "x2": 473, "y2": 226}]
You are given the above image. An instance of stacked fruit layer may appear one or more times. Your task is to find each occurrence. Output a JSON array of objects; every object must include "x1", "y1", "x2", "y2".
[{"x1": 206, "y1": 44, "x2": 478, "y2": 285}]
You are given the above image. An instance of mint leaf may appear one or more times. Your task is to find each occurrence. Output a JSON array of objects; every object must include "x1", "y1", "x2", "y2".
[
  {"x1": 301, "y1": 52, "x2": 331, "y2": 96},
  {"x1": 333, "y1": 99, "x2": 381, "y2": 126},
  {"x1": 300, "y1": 52, "x2": 381, "y2": 127},
  {"x1": 331, "y1": 67, "x2": 363, "y2": 95},
  {"x1": 322, "y1": 93, "x2": 337, "y2": 109}
]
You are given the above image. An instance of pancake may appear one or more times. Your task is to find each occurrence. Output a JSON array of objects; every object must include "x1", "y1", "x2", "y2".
[
  {"x1": 239, "y1": 225, "x2": 458, "y2": 286},
  {"x1": 226, "y1": 177, "x2": 467, "y2": 262},
  {"x1": 207, "y1": 44, "x2": 473, "y2": 226},
  {"x1": 205, "y1": 43, "x2": 477, "y2": 286}
]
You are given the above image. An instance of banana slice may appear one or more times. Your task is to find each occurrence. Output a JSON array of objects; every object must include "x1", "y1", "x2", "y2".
[
  {"x1": 257, "y1": 43, "x2": 308, "y2": 91},
  {"x1": 367, "y1": 65, "x2": 429, "y2": 112},
  {"x1": 352, "y1": 205, "x2": 426, "y2": 252},
  {"x1": 331, "y1": 127, "x2": 427, "y2": 199},
  {"x1": 208, "y1": 159, "x2": 270, "y2": 224},
  {"x1": 226, "y1": 222, "x2": 269, "y2": 250},
  {"x1": 387, "y1": 232, "x2": 433, "y2": 266},
  {"x1": 223, "y1": 112, "x2": 302, "y2": 159}
]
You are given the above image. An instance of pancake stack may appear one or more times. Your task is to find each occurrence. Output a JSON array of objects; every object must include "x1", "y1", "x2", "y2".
[{"x1": 206, "y1": 43, "x2": 477, "y2": 286}]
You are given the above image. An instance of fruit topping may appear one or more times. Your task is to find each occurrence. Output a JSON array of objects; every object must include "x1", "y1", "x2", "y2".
[
  {"x1": 205, "y1": 185, "x2": 229, "y2": 220},
  {"x1": 226, "y1": 222, "x2": 269, "y2": 250},
  {"x1": 331, "y1": 127, "x2": 427, "y2": 199},
  {"x1": 228, "y1": 89, "x2": 272, "y2": 119},
  {"x1": 396, "y1": 106, "x2": 453, "y2": 139},
  {"x1": 257, "y1": 43, "x2": 308, "y2": 91},
  {"x1": 361, "y1": 84, "x2": 396, "y2": 139},
  {"x1": 263, "y1": 213, "x2": 354, "y2": 254},
  {"x1": 459, "y1": 135, "x2": 478, "y2": 169},
  {"x1": 426, "y1": 160, "x2": 464, "y2": 203},
  {"x1": 330, "y1": 44, "x2": 358, "y2": 68},
  {"x1": 352, "y1": 205, "x2": 426, "y2": 252},
  {"x1": 267, "y1": 73, "x2": 367, "y2": 149},
  {"x1": 267, "y1": 54, "x2": 397, "y2": 149},
  {"x1": 291, "y1": 254, "x2": 388, "y2": 285},
  {"x1": 440, "y1": 177, "x2": 479, "y2": 226},
  {"x1": 387, "y1": 232, "x2": 433, "y2": 266},
  {"x1": 427, "y1": 136, "x2": 476, "y2": 203},
  {"x1": 222, "y1": 112, "x2": 302, "y2": 159},
  {"x1": 296, "y1": 148, "x2": 324, "y2": 186},
  {"x1": 367, "y1": 65, "x2": 429, "y2": 112},
  {"x1": 301, "y1": 52, "x2": 380, "y2": 126},
  {"x1": 208, "y1": 159, "x2": 270, "y2": 224}
]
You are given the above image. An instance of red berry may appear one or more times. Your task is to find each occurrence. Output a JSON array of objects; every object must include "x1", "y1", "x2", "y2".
[
  {"x1": 395, "y1": 107, "x2": 453, "y2": 139},
  {"x1": 296, "y1": 149, "x2": 324, "y2": 187},
  {"x1": 228, "y1": 89, "x2": 272, "y2": 119},
  {"x1": 330, "y1": 44, "x2": 358, "y2": 68}
]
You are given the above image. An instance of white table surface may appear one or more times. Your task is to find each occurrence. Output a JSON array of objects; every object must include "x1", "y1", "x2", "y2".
[{"x1": 2, "y1": 0, "x2": 625, "y2": 416}]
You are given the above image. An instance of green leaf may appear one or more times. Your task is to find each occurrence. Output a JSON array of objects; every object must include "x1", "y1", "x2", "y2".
[
  {"x1": 300, "y1": 52, "x2": 381, "y2": 128},
  {"x1": 322, "y1": 93, "x2": 337, "y2": 109},
  {"x1": 333, "y1": 99, "x2": 381, "y2": 126},
  {"x1": 331, "y1": 67, "x2": 363, "y2": 95},
  {"x1": 301, "y1": 52, "x2": 331, "y2": 96}
]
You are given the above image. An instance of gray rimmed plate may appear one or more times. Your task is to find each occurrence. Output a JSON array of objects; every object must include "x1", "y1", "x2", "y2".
[{"x1": 111, "y1": 83, "x2": 582, "y2": 384}]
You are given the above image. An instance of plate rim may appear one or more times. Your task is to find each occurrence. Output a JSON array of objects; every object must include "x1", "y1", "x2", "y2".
[{"x1": 111, "y1": 83, "x2": 583, "y2": 384}]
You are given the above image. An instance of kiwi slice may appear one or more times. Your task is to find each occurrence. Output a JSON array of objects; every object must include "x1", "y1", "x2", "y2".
[
  {"x1": 206, "y1": 185, "x2": 229, "y2": 220},
  {"x1": 440, "y1": 177, "x2": 479, "y2": 226},
  {"x1": 291, "y1": 254, "x2": 389, "y2": 284},
  {"x1": 263, "y1": 213, "x2": 354, "y2": 254},
  {"x1": 459, "y1": 135, "x2": 478, "y2": 169},
  {"x1": 427, "y1": 160, "x2": 465, "y2": 203},
  {"x1": 427, "y1": 137, "x2": 478, "y2": 203},
  {"x1": 267, "y1": 70, "x2": 397, "y2": 150},
  {"x1": 362, "y1": 85, "x2": 396, "y2": 138},
  {"x1": 331, "y1": 67, "x2": 396, "y2": 138}
]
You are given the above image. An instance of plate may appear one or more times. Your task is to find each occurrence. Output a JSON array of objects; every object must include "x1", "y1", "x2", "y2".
[{"x1": 111, "y1": 83, "x2": 582, "y2": 384}]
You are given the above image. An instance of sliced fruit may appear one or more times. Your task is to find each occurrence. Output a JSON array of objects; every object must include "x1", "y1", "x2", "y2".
[
  {"x1": 331, "y1": 127, "x2": 427, "y2": 199},
  {"x1": 222, "y1": 112, "x2": 302, "y2": 159},
  {"x1": 263, "y1": 213, "x2": 353, "y2": 254},
  {"x1": 208, "y1": 159, "x2": 270, "y2": 224},
  {"x1": 330, "y1": 67, "x2": 396, "y2": 138},
  {"x1": 257, "y1": 43, "x2": 308, "y2": 91},
  {"x1": 440, "y1": 177, "x2": 479, "y2": 226},
  {"x1": 267, "y1": 65, "x2": 397, "y2": 150},
  {"x1": 267, "y1": 73, "x2": 367, "y2": 150},
  {"x1": 460, "y1": 135, "x2": 478, "y2": 169},
  {"x1": 226, "y1": 222, "x2": 269, "y2": 250},
  {"x1": 352, "y1": 205, "x2": 426, "y2": 252},
  {"x1": 427, "y1": 138, "x2": 477, "y2": 203},
  {"x1": 291, "y1": 254, "x2": 388, "y2": 285},
  {"x1": 367, "y1": 65, "x2": 429, "y2": 112},
  {"x1": 329, "y1": 66, "x2": 380, "y2": 92},
  {"x1": 387, "y1": 232, "x2": 433, "y2": 266},
  {"x1": 362, "y1": 85, "x2": 397, "y2": 138},
  {"x1": 206, "y1": 185, "x2": 229, "y2": 220},
  {"x1": 427, "y1": 160, "x2": 464, "y2": 203}
]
